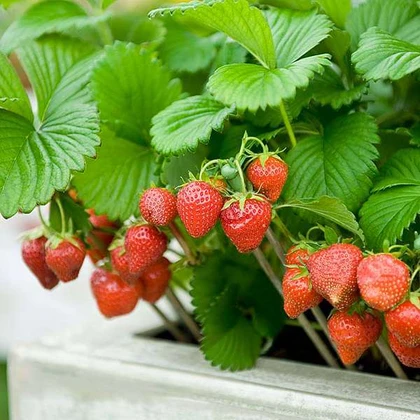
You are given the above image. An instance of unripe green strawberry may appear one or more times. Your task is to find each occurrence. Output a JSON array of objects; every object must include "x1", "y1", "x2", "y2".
[
  {"x1": 140, "y1": 188, "x2": 177, "y2": 226},
  {"x1": 307, "y1": 244, "x2": 363, "y2": 310},
  {"x1": 220, "y1": 198, "x2": 271, "y2": 253},
  {"x1": 283, "y1": 267, "x2": 323, "y2": 319},
  {"x1": 385, "y1": 299, "x2": 420, "y2": 348},
  {"x1": 328, "y1": 311, "x2": 382, "y2": 365},
  {"x1": 246, "y1": 156, "x2": 288, "y2": 202},
  {"x1": 177, "y1": 181, "x2": 223, "y2": 238},
  {"x1": 357, "y1": 254, "x2": 410, "y2": 311},
  {"x1": 388, "y1": 332, "x2": 420, "y2": 368}
]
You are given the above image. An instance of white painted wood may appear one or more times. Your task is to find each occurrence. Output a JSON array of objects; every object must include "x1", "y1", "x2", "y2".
[{"x1": 8, "y1": 323, "x2": 420, "y2": 420}]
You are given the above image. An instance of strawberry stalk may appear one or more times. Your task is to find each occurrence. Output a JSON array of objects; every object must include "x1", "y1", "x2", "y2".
[
  {"x1": 166, "y1": 287, "x2": 202, "y2": 342},
  {"x1": 168, "y1": 221, "x2": 197, "y2": 265},
  {"x1": 253, "y1": 247, "x2": 341, "y2": 369},
  {"x1": 279, "y1": 99, "x2": 297, "y2": 149},
  {"x1": 150, "y1": 303, "x2": 189, "y2": 343},
  {"x1": 375, "y1": 336, "x2": 408, "y2": 380}
]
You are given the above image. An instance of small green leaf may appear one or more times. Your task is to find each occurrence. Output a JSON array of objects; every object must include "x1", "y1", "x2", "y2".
[
  {"x1": 360, "y1": 149, "x2": 420, "y2": 251},
  {"x1": 283, "y1": 113, "x2": 379, "y2": 213},
  {"x1": 0, "y1": 52, "x2": 32, "y2": 121},
  {"x1": 0, "y1": 0, "x2": 108, "y2": 54},
  {"x1": 352, "y1": 28, "x2": 420, "y2": 81},
  {"x1": 208, "y1": 56, "x2": 330, "y2": 111},
  {"x1": 73, "y1": 128, "x2": 159, "y2": 221},
  {"x1": 265, "y1": 8, "x2": 333, "y2": 68},
  {"x1": 149, "y1": 0, "x2": 276, "y2": 69},
  {"x1": 151, "y1": 95, "x2": 235, "y2": 155},
  {"x1": 278, "y1": 196, "x2": 365, "y2": 242},
  {"x1": 159, "y1": 22, "x2": 216, "y2": 73},
  {"x1": 92, "y1": 42, "x2": 182, "y2": 144}
]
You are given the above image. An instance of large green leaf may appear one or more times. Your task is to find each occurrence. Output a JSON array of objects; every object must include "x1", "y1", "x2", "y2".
[
  {"x1": 18, "y1": 35, "x2": 95, "y2": 119},
  {"x1": 0, "y1": 0, "x2": 108, "y2": 54},
  {"x1": 0, "y1": 52, "x2": 32, "y2": 121},
  {"x1": 283, "y1": 113, "x2": 379, "y2": 213},
  {"x1": 314, "y1": 0, "x2": 351, "y2": 28},
  {"x1": 92, "y1": 42, "x2": 182, "y2": 144},
  {"x1": 151, "y1": 95, "x2": 234, "y2": 155},
  {"x1": 73, "y1": 128, "x2": 159, "y2": 221},
  {"x1": 265, "y1": 8, "x2": 333, "y2": 68},
  {"x1": 346, "y1": 0, "x2": 420, "y2": 50},
  {"x1": 352, "y1": 28, "x2": 420, "y2": 81},
  {"x1": 207, "y1": 56, "x2": 330, "y2": 111},
  {"x1": 149, "y1": 0, "x2": 276, "y2": 69},
  {"x1": 360, "y1": 149, "x2": 420, "y2": 251},
  {"x1": 0, "y1": 45, "x2": 99, "y2": 218},
  {"x1": 278, "y1": 196, "x2": 365, "y2": 242}
]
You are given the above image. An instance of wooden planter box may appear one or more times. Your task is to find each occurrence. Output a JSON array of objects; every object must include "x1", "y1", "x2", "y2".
[{"x1": 8, "y1": 321, "x2": 420, "y2": 420}]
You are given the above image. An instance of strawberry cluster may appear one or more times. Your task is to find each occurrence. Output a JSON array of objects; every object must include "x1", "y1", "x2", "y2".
[{"x1": 283, "y1": 243, "x2": 420, "y2": 368}]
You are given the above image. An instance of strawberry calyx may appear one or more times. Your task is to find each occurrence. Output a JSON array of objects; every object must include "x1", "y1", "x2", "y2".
[
  {"x1": 20, "y1": 225, "x2": 48, "y2": 242},
  {"x1": 222, "y1": 192, "x2": 269, "y2": 212},
  {"x1": 108, "y1": 237, "x2": 124, "y2": 252},
  {"x1": 409, "y1": 292, "x2": 420, "y2": 310},
  {"x1": 46, "y1": 233, "x2": 84, "y2": 251}
]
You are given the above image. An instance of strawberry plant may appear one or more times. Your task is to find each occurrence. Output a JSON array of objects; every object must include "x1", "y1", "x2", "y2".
[{"x1": 1, "y1": 0, "x2": 420, "y2": 379}]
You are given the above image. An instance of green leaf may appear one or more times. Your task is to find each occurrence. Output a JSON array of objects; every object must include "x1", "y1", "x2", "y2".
[
  {"x1": 0, "y1": 49, "x2": 99, "y2": 218},
  {"x1": 210, "y1": 41, "x2": 247, "y2": 74},
  {"x1": 283, "y1": 113, "x2": 379, "y2": 213},
  {"x1": 149, "y1": 0, "x2": 276, "y2": 69},
  {"x1": 360, "y1": 149, "x2": 420, "y2": 250},
  {"x1": 314, "y1": 0, "x2": 351, "y2": 28},
  {"x1": 18, "y1": 35, "x2": 95, "y2": 119},
  {"x1": 201, "y1": 285, "x2": 262, "y2": 371},
  {"x1": 159, "y1": 22, "x2": 216, "y2": 73},
  {"x1": 352, "y1": 28, "x2": 420, "y2": 81},
  {"x1": 279, "y1": 196, "x2": 365, "y2": 242},
  {"x1": 208, "y1": 56, "x2": 330, "y2": 111},
  {"x1": 346, "y1": 0, "x2": 420, "y2": 50},
  {"x1": 0, "y1": 52, "x2": 32, "y2": 121},
  {"x1": 265, "y1": 8, "x2": 333, "y2": 68},
  {"x1": 310, "y1": 66, "x2": 367, "y2": 109},
  {"x1": 73, "y1": 128, "x2": 159, "y2": 221},
  {"x1": 0, "y1": 0, "x2": 108, "y2": 54},
  {"x1": 151, "y1": 95, "x2": 235, "y2": 155},
  {"x1": 92, "y1": 42, "x2": 182, "y2": 144}
]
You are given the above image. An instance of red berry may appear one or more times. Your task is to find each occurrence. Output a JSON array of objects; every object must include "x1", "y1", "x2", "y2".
[
  {"x1": 45, "y1": 238, "x2": 86, "y2": 282},
  {"x1": 357, "y1": 254, "x2": 410, "y2": 312},
  {"x1": 140, "y1": 257, "x2": 171, "y2": 303},
  {"x1": 177, "y1": 181, "x2": 223, "y2": 238},
  {"x1": 307, "y1": 243, "x2": 363, "y2": 310},
  {"x1": 110, "y1": 245, "x2": 139, "y2": 284},
  {"x1": 125, "y1": 224, "x2": 167, "y2": 274},
  {"x1": 385, "y1": 300, "x2": 420, "y2": 348},
  {"x1": 328, "y1": 311, "x2": 382, "y2": 365},
  {"x1": 21, "y1": 236, "x2": 59, "y2": 290},
  {"x1": 285, "y1": 245, "x2": 310, "y2": 266},
  {"x1": 246, "y1": 156, "x2": 288, "y2": 203},
  {"x1": 220, "y1": 198, "x2": 272, "y2": 253},
  {"x1": 90, "y1": 268, "x2": 139, "y2": 318},
  {"x1": 140, "y1": 188, "x2": 177, "y2": 226},
  {"x1": 388, "y1": 332, "x2": 420, "y2": 368},
  {"x1": 282, "y1": 268, "x2": 323, "y2": 319}
]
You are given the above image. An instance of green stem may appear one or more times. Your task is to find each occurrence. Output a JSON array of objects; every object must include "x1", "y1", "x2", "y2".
[
  {"x1": 169, "y1": 222, "x2": 197, "y2": 265},
  {"x1": 150, "y1": 304, "x2": 189, "y2": 343},
  {"x1": 199, "y1": 159, "x2": 221, "y2": 180},
  {"x1": 234, "y1": 159, "x2": 247, "y2": 193},
  {"x1": 55, "y1": 197, "x2": 66, "y2": 236},
  {"x1": 279, "y1": 100, "x2": 297, "y2": 149},
  {"x1": 98, "y1": 21, "x2": 113, "y2": 46}
]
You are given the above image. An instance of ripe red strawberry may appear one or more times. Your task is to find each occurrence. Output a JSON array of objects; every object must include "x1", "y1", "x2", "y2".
[
  {"x1": 385, "y1": 299, "x2": 420, "y2": 348},
  {"x1": 357, "y1": 254, "x2": 410, "y2": 312},
  {"x1": 328, "y1": 311, "x2": 382, "y2": 365},
  {"x1": 282, "y1": 267, "x2": 323, "y2": 319},
  {"x1": 140, "y1": 188, "x2": 177, "y2": 226},
  {"x1": 220, "y1": 198, "x2": 272, "y2": 253},
  {"x1": 139, "y1": 257, "x2": 171, "y2": 303},
  {"x1": 307, "y1": 244, "x2": 363, "y2": 310},
  {"x1": 285, "y1": 245, "x2": 310, "y2": 266},
  {"x1": 86, "y1": 209, "x2": 117, "y2": 263},
  {"x1": 388, "y1": 331, "x2": 420, "y2": 368},
  {"x1": 110, "y1": 245, "x2": 139, "y2": 284},
  {"x1": 45, "y1": 238, "x2": 86, "y2": 282},
  {"x1": 21, "y1": 236, "x2": 59, "y2": 290},
  {"x1": 125, "y1": 224, "x2": 167, "y2": 274},
  {"x1": 177, "y1": 181, "x2": 223, "y2": 238},
  {"x1": 246, "y1": 156, "x2": 288, "y2": 203},
  {"x1": 90, "y1": 267, "x2": 140, "y2": 318}
]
